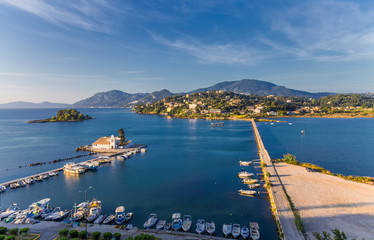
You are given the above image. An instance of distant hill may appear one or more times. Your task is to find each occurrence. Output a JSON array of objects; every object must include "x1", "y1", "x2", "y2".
[
  {"x1": 71, "y1": 89, "x2": 173, "y2": 108},
  {"x1": 0, "y1": 101, "x2": 69, "y2": 109},
  {"x1": 190, "y1": 79, "x2": 333, "y2": 98}
]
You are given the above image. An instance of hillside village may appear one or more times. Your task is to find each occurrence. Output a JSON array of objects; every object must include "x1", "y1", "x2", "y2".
[{"x1": 133, "y1": 91, "x2": 374, "y2": 119}]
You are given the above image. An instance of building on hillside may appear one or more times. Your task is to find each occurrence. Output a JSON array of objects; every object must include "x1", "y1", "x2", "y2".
[{"x1": 92, "y1": 135, "x2": 120, "y2": 149}]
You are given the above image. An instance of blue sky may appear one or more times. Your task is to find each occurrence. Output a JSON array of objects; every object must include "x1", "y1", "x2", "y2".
[{"x1": 0, "y1": 0, "x2": 374, "y2": 104}]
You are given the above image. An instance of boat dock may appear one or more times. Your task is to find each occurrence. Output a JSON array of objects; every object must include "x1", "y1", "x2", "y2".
[
  {"x1": 0, "y1": 145, "x2": 147, "y2": 188},
  {"x1": 250, "y1": 119, "x2": 304, "y2": 240}
]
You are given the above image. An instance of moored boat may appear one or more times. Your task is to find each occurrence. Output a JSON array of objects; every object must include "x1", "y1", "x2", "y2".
[
  {"x1": 232, "y1": 224, "x2": 241, "y2": 238},
  {"x1": 222, "y1": 223, "x2": 232, "y2": 237},
  {"x1": 248, "y1": 184, "x2": 261, "y2": 189},
  {"x1": 0, "y1": 203, "x2": 19, "y2": 219},
  {"x1": 143, "y1": 213, "x2": 158, "y2": 229},
  {"x1": 241, "y1": 226, "x2": 249, "y2": 239},
  {"x1": 34, "y1": 175, "x2": 43, "y2": 181},
  {"x1": 103, "y1": 214, "x2": 115, "y2": 224},
  {"x1": 0, "y1": 185, "x2": 6, "y2": 192},
  {"x1": 70, "y1": 202, "x2": 88, "y2": 221},
  {"x1": 239, "y1": 160, "x2": 252, "y2": 166},
  {"x1": 86, "y1": 199, "x2": 102, "y2": 222},
  {"x1": 114, "y1": 206, "x2": 126, "y2": 225},
  {"x1": 164, "y1": 222, "x2": 172, "y2": 231},
  {"x1": 242, "y1": 179, "x2": 259, "y2": 184},
  {"x1": 172, "y1": 212, "x2": 182, "y2": 231},
  {"x1": 238, "y1": 189, "x2": 257, "y2": 196},
  {"x1": 94, "y1": 214, "x2": 105, "y2": 224},
  {"x1": 182, "y1": 215, "x2": 192, "y2": 232},
  {"x1": 52, "y1": 210, "x2": 69, "y2": 221},
  {"x1": 195, "y1": 219, "x2": 205, "y2": 235},
  {"x1": 25, "y1": 178, "x2": 34, "y2": 184},
  {"x1": 63, "y1": 162, "x2": 85, "y2": 174},
  {"x1": 125, "y1": 212, "x2": 133, "y2": 222},
  {"x1": 249, "y1": 222, "x2": 260, "y2": 240},
  {"x1": 238, "y1": 170, "x2": 254, "y2": 178},
  {"x1": 156, "y1": 219, "x2": 166, "y2": 230},
  {"x1": 206, "y1": 220, "x2": 216, "y2": 235},
  {"x1": 44, "y1": 207, "x2": 61, "y2": 221}
]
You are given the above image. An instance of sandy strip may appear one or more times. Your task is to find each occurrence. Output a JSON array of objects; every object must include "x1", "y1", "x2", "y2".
[{"x1": 274, "y1": 162, "x2": 374, "y2": 239}]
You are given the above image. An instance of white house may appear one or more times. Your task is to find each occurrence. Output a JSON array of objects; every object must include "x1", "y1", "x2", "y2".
[{"x1": 92, "y1": 135, "x2": 120, "y2": 149}]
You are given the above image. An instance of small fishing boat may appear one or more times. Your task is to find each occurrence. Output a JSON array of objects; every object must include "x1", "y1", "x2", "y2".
[
  {"x1": 0, "y1": 185, "x2": 6, "y2": 192},
  {"x1": 44, "y1": 207, "x2": 61, "y2": 221},
  {"x1": 9, "y1": 183, "x2": 17, "y2": 189},
  {"x1": 249, "y1": 222, "x2": 260, "y2": 240},
  {"x1": 18, "y1": 180, "x2": 26, "y2": 187},
  {"x1": 94, "y1": 214, "x2": 105, "y2": 224},
  {"x1": 27, "y1": 198, "x2": 51, "y2": 218},
  {"x1": 172, "y1": 212, "x2": 182, "y2": 231},
  {"x1": 241, "y1": 226, "x2": 249, "y2": 239},
  {"x1": 120, "y1": 154, "x2": 130, "y2": 159},
  {"x1": 156, "y1": 219, "x2": 166, "y2": 230},
  {"x1": 86, "y1": 200, "x2": 102, "y2": 222},
  {"x1": 24, "y1": 217, "x2": 38, "y2": 224},
  {"x1": 164, "y1": 222, "x2": 172, "y2": 231},
  {"x1": 52, "y1": 210, "x2": 69, "y2": 221},
  {"x1": 182, "y1": 215, "x2": 192, "y2": 232},
  {"x1": 206, "y1": 221, "x2": 216, "y2": 235},
  {"x1": 195, "y1": 219, "x2": 205, "y2": 235},
  {"x1": 238, "y1": 170, "x2": 254, "y2": 178},
  {"x1": 125, "y1": 212, "x2": 133, "y2": 222},
  {"x1": 34, "y1": 175, "x2": 43, "y2": 181},
  {"x1": 48, "y1": 171, "x2": 59, "y2": 177},
  {"x1": 143, "y1": 213, "x2": 158, "y2": 229},
  {"x1": 239, "y1": 160, "x2": 252, "y2": 166},
  {"x1": 289, "y1": 123, "x2": 293, "y2": 125},
  {"x1": 140, "y1": 148, "x2": 147, "y2": 153},
  {"x1": 82, "y1": 162, "x2": 98, "y2": 170},
  {"x1": 42, "y1": 174, "x2": 49, "y2": 179},
  {"x1": 222, "y1": 223, "x2": 232, "y2": 237},
  {"x1": 242, "y1": 179, "x2": 259, "y2": 184},
  {"x1": 103, "y1": 214, "x2": 115, "y2": 224},
  {"x1": 114, "y1": 206, "x2": 126, "y2": 225},
  {"x1": 0, "y1": 203, "x2": 19, "y2": 219},
  {"x1": 41, "y1": 207, "x2": 57, "y2": 219},
  {"x1": 248, "y1": 184, "x2": 261, "y2": 189},
  {"x1": 239, "y1": 189, "x2": 257, "y2": 196},
  {"x1": 63, "y1": 162, "x2": 85, "y2": 174},
  {"x1": 70, "y1": 202, "x2": 88, "y2": 221},
  {"x1": 24, "y1": 178, "x2": 35, "y2": 184},
  {"x1": 232, "y1": 224, "x2": 241, "y2": 238}
]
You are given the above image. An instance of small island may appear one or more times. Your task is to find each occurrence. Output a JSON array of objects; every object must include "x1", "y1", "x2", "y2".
[{"x1": 27, "y1": 109, "x2": 94, "y2": 123}]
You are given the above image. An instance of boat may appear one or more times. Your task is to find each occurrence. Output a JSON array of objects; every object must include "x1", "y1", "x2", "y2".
[
  {"x1": 248, "y1": 184, "x2": 261, "y2": 189},
  {"x1": 82, "y1": 162, "x2": 98, "y2": 170},
  {"x1": 238, "y1": 170, "x2": 254, "y2": 178},
  {"x1": 17, "y1": 180, "x2": 26, "y2": 187},
  {"x1": 0, "y1": 185, "x2": 6, "y2": 192},
  {"x1": 206, "y1": 221, "x2": 216, "y2": 235},
  {"x1": 94, "y1": 214, "x2": 105, "y2": 224},
  {"x1": 114, "y1": 206, "x2": 126, "y2": 225},
  {"x1": 24, "y1": 217, "x2": 39, "y2": 224},
  {"x1": 195, "y1": 219, "x2": 205, "y2": 235},
  {"x1": 232, "y1": 224, "x2": 241, "y2": 238},
  {"x1": 239, "y1": 160, "x2": 252, "y2": 166},
  {"x1": 270, "y1": 122, "x2": 274, "y2": 125},
  {"x1": 156, "y1": 219, "x2": 166, "y2": 230},
  {"x1": 120, "y1": 154, "x2": 130, "y2": 159},
  {"x1": 164, "y1": 222, "x2": 172, "y2": 231},
  {"x1": 242, "y1": 179, "x2": 259, "y2": 184},
  {"x1": 102, "y1": 214, "x2": 114, "y2": 224},
  {"x1": 172, "y1": 213, "x2": 182, "y2": 231},
  {"x1": 140, "y1": 148, "x2": 147, "y2": 153},
  {"x1": 301, "y1": 130, "x2": 305, "y2": 134},
  {"x1": 9, "y1": 183, "x2": 17, "y2": 189},
  {"x1": 34, "y1": 175, "x2": 43, "y2": 181},
  {"x1": 26, "y1": 198, "x2": 51, "y2": 218},
  {"x1": 222, "y1": 223, "x2": 232, "y2": 237},
  {"x1": 24, "y1": 178, "x2": 34, "y2": 184},
  {"x1": 42, "y1": 174, "x2": 49, "y2": 179},
  {"x1": 63, "y1": 162, "x2": 85, "y2": 174},
  {"x1": 125, "y1": 212, "x2": 133, "y2": 222},
  {"x1": 0, "y1": 204, "x2": 19, "y2": 219},
  {"x1": 239, "y1": 189, "x2": 257, "y2": 196},
  {"x1": 289, "y1": 123, "x2": 293, "y2": 125},
  {"x1": 44, "y1": 207, "x2": 61, "y2": 221},
  {"x1": 86, "y1": 199, "x2": 102, "y2": 222},
  {"x1": 70, "y1": 202, "x2": 88, "y2": 221},
  {"x1": 182, "y1": 215, "x2": 192, "y2": 232},
  {"x1": 52, "y1": 210, "x2": 69, "y2": 221},
  {"x1": 41, "y1": 207, "x2": 57, "y2": 219},
  {"x1": 249, "y1": 222, "x2": 260, "y2": 240},
  {"x1": 48, "y1": 171, "x2": 59, "y2": 177},
  {"x1": 241, "y1": 226, "x2": 249, "y2": 239},
  {"x1": 143, "y1": 213, "x2": 158, "y2": 229}
]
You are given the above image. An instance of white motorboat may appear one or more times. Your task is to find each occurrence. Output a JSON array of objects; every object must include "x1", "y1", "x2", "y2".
[
  {"x1": 172, "y1": 212, "x2": 182, "y2": 231},
  {"x1": 48, "y1": 171, "x2": 59, "y2": 177},
  {"x1": 24, "y1": 178, "x2": 34, "y2": 184},
  {"x1": 239, "y1": 160, "x2": 252, "y2": 166},
  {"x1": 143, "y1": 213, "x2": 158, "y2": 229},
  {"x1": 125, "y1": 212, "x2": 133, "y2": 222},
  {"x1": 206, "y1": 221, "x2": 216, "y2": 235},
  {"x1": 52, "y1": 210, "x2": 69, "y2": 221},
  {"x1": 120, "y1": 154, "x2": 130, "y2": 159},
  {"x1": 34, "y1": 175, "x2": 43, "y2": 181},
  {"x1": 156, "y1": 219, "x2": 166, "y2": 230},
  {"x1": 24, "y1": 217, "x2": 38, "y2": 224},
  {"x1": 86, "y1": 201, "x2": 102, "y2": 222},
  {"x1": 241, "y1": 226, "x2": 250, "y2": 239},
  {"x1": 0, "y1": 203, "x2": 19, "y2": 219},
  {"x1": 103, "y1": 214, "x2": 115, "y2": 224},
  {"x1": 238, "y1": 189, "x2": 257, "y2": 196},
  {"x1": 232, "y1": 224, "x2": 241, "y2": 238},
  {"x1": 164, "y1": 222, "x2": 172, "y2": 231},
  {"x1": 249, "y1": 222, "x2": 260, "y2": 240},
  {"x1": 41, "y1": 207, "x2": 57, "y2": 219},
  {"x1": 238, "y1": 170, "x2": 254, "y2": 178},
  {"x1": 182, "y1": 215, "x2": 192, "y2": 232},
  {"x1": 70, "y1": 202, "x2": 88, "y2": 221},
  {"x1": 195, "y1": 219, "x2": 205, "y2": 235},
  {"x1": 27, "y1": 198, "x2": 51, "y2": 218},
  {"x1": 115, "y1": 206, "x2": 126, "y2": 225},
  {"x1": 242, "y1": 179, "x2": 259, "y2": 184},
  {"x1": 0, "y1": 185, "x2": 6, "y2": 192},
  {"x1": 140, "y1": 148, "x2": 147, "y2": 153},
  {"x1": 9, "y1": 183, "x2": 17, "y2": 189},
  {"x1": 222, "y1": 223, "x2": 232, "y2": 237},
  {"x1": 18, "y1": 180, "x2": 26, "y2": 187},
  {"x1": 44, "y1": 207, "x2": 61, "y2": 221},
  {"x1": 63, "y1": 162, "x2": 85, "y2": 174},
  {"x1": 42, "y1": 174, "x2": 49, "y2": 179},
  {"x1": 94, "y1": 214, "x2": 105, "y2": 224},
  {"x1": 248, "y1": 184, "x2": 261, "y2": 189}
]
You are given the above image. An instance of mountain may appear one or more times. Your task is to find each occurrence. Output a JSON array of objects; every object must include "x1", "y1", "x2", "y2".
[
  {"x1": 0, "y1": 101, "x2": 70, "y2": 109},
  {"x1": 190, "y1": 79, "x2": 333, "y2": 98},
  {"x1": 71, "y1": 89, "x2": 173, "y2": 108}
]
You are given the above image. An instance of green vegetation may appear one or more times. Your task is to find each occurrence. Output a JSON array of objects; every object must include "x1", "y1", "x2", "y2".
[
  {"x1": 0, "y1": 235, "x2": 4, "y2": 240},
  {"x1": 133, "y1": 91, "x2": 374, "y2": 120},
  {"x1": 92, "y1": 231, "x2": 101, "y2": 240},
  {"x1": 125, "y1": 233, "x2": 160, "y2": 240},
  {"x1": 58, "y1": 229, "x2": 69, "y2": 237},
  {"x1": 114, "y1": 233, "x2": 121, "y2": 240},
  {"x1": 78, "y1": 230, "x2": 87, "y2": 239},
  {"x1": 28, "y1": 109, "x2": 93, "y2": 123},
  {"x1": 277, "y1": 154, "x2": 374, "y2": 185},
  {"x1": 312, "y1": 228, "x2": 354, "y2": 240},
  {"x1": 0, "y1": 228, "x2": 6, "y2": 235},
  {"x1": 8, "y1": 229, "x2": 18, "y2": 236},
  {"x1": 68, "y1": 230, "x2": 78, "y2": 238},
  {"x1": 103, "y1": 232, "x2": 113, "y2": 240},
  {"x1": 118, "y1": 128, "x2": 126, "y2": 146},
  {"x1": 19, "y1": 228, "x2": 29, "y2": 235},
  {"x1": 4, "y1": 236, "x2": 15, "y2": 240}
]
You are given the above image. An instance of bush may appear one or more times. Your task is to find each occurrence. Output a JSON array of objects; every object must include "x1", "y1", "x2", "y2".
[
  {"x1": 132, "y1": 233, "x2": 160, "y2": 240},
  {"x1": 0, "y1": 235, "x2": 5, "y2": 240},
  {"x1": 78, "y1": 230, "x2": 87, "y2": 239},
  {"x1": 8, "y1": 228, "x2": 18, "y2": 236},
  {"x1": 103, "y1": 232, "x2": 113, "y2": 240},
  {"x1": 19, "y1": 227, "x2": 30, "y2": 234},
  {"x1": 71, "y1": 238, "x2": 79, "y2": 240},
  {"x1": 114, "y1": 232, "x2": 121, "y2": 240},
  {"x1": 92, "y1": 231, "x2": 101, "y2": 240},
  {"x1": 58, "y1": 229, "x2": 69, "y2": 237},
  {"x1": 69, "y1": 229, "x2": 78, "y2": 238},
  {"x1": 59, "y1": 238, "x2": 68, "y2": 240},
  {"x1": 4, "y1": 236, "x2": 15, "y2": 240},
  {"x1": 0, "y1": 227, "x2": 6, "y2": 234}
]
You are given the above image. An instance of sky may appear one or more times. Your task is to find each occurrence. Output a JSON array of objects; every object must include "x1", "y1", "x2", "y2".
[{"x1": 0, "y1": 0, "x2": 374, "y2": 104}]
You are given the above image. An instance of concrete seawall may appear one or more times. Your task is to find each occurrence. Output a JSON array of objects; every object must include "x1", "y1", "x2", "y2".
[{"x1": 250, "y1": 119, "x2": 304, "y2": 240}]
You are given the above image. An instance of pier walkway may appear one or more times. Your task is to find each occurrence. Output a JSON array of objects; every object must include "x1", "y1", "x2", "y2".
[{"x1": 250, "y1": 119, "x2": 304, "y2": 240}]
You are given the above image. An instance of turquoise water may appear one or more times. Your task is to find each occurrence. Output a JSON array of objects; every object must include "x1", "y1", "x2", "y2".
[
  {"x1": 258, "y1": 118, "x2": 374, "y2": 176},
  {"x1": 0, "y1": 109, "x2": 278, "y2": 239}
]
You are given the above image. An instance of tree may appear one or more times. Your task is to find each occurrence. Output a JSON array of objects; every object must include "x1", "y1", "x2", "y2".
[{"x1": 118, "y1": 128, "x2": 125, "y2": 146}]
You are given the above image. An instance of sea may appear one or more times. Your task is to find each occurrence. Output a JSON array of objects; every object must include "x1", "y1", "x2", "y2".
[{"x1": 0, "y1": 108, "x2": 278, "y2": 239}]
